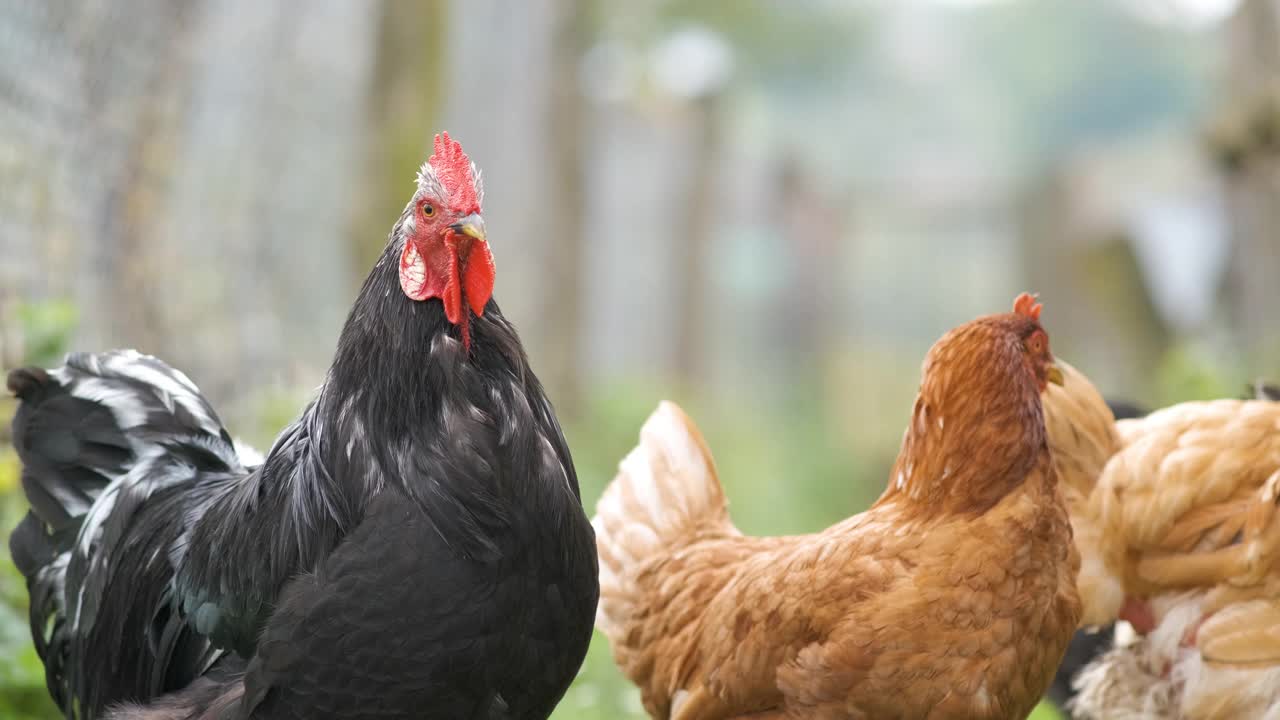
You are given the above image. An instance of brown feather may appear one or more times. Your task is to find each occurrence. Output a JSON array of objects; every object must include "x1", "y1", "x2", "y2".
[{"x1": 594, "y1": 306, "x2": 1081, "y2": 719}]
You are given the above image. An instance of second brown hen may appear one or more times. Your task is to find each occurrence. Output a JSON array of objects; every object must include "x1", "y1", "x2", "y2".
[
  {"x1": 593, "y1": 294, "x2": 1081, "y2": 720},
  {"x1": 1042, "y1": 361, "x2": 1280, "y2": 720}
]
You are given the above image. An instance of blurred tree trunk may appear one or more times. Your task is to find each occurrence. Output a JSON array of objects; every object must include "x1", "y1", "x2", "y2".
[
  {"x1": 351, "y1": 0, "x2": 448, "y2": 270},
  {"x1": 538, "y1": 0, "x2": 593, "y2": 419},
  {"x1": 672, "y1": 94, "x2": 725, "y2": 388},
  {"x1": 105, "y1": 4, "x2": 200, "y2": 355},
  {"x1": 772, "y1": 155, "x2": 847, "y2": 405},
  {"x1": 1213, "y1": 0, "x2": 1280, "y2": 370},
  {"x1": 68, "y1": 2, "x2": 200, "y2": 354}
]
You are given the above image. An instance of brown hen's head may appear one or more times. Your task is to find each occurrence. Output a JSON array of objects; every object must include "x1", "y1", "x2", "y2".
[
  {"x1": 886, "y1": 292, "x2": 1064, "y2": 514},
  {"x1": 1010, "y1": 292, "x2": 1064, "y2": 391},
  {"x1": 396, "y1": 132, "x2": 494, "y2": 349}
]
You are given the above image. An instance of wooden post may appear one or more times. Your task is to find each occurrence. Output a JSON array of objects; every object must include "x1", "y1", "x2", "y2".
[{"x1": 1212, "y1": 0, "x2": 1280, "y2": 370}]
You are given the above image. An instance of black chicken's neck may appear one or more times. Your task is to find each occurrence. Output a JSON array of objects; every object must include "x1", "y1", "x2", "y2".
[
  {"x1": 326, "y1": 239, "x2": 526, "y2": 432},
  {"x1": 309, "y1": 238, "x2": 577, "y2": 559}
]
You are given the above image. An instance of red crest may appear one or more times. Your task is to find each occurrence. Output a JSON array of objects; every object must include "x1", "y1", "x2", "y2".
[
  {"x1": 429, "y1": 131, "x2": 481, "y2": 214},
  {"x1": 1012, "y1": 292, "x2": 1043, "y2": 321}
]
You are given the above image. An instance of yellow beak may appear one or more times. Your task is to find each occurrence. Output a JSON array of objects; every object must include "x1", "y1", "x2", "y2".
[
  {"x1": 449, "y1": 213, "x2": 487, "y2": 243},
  {"x1": 1046, "y1": 363, "x2": 1065, "y2": 387}
]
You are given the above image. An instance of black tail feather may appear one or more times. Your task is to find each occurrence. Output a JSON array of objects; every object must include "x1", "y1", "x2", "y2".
[
  {"x1": 9, "y1": 510, "x2": 57, "y2": 578},
  {"x1": 10, "y1": 511, "x2": 74, "y2": 710},
  {"x1": 7, "y1": 366, "x2": 50, "y2": 399},
  {"x1": 10, "y1": 366, "x2": 133, "y2": 531},
  {"x1": 7, "y1": 350, "x2": 242, "y2": 718}
]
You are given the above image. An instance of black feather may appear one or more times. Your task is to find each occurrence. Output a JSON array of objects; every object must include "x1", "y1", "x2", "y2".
[
  {"x1": 10, "y1": 215, "x2": 598, "y2": 719},
  {"x1": 1250, "y1": 381, "x2": 1280, "y2": 402},
  {"x1": 7, "y1": 351, "x2": 240, "y2": 718}
]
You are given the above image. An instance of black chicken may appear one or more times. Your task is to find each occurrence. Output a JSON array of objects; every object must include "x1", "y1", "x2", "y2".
[{"x1": 7, "y1": 132, "x2": 599, "y2": 720}]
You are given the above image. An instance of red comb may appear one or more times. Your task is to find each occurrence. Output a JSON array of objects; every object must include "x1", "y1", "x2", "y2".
[
  {"x1": 429, "y1": 131, "x2": 480, "y2": 214},
  {"x1": 1012, "y1": 292, "x2": 1043, "y2": 321}
]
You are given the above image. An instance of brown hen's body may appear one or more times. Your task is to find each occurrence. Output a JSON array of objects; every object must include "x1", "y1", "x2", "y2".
[
  {"x1": 1043, "y1": 361, "x2": 1280, "y2": 720},
  {"x1": 594, "y1": 297, "x2": 1082, "y2": 720}
]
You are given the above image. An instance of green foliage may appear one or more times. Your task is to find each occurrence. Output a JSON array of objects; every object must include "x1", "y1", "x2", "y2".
[
  {"x1": 0, "y1": 461, "x2": 61, "y2": 720},
  {"x1": 11, "y1": 300, "x2": 78, "y2": 369},
  {"x1": 243, "y1": 385, "x2": 314, "y2": 451},
  {"x1": 1152, "y1": 342, "x2": 1239, "y2": 407},
  {"x1": 0, "y1": 298, "x2": 74, "y2": 719}
]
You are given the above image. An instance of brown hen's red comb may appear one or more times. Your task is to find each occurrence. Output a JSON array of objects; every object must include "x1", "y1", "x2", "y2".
[
  {"x1": 1013, "y1": 292, "x2": 1043, "y2": 321},
  {"x1": 429, "y1": 131, "x2": 480, "y2": 214}
]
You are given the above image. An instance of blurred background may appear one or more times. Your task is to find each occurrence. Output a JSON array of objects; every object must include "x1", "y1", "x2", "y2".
[{"x1": 1, "y1": 0, "x2": 1278, "y2": 717}]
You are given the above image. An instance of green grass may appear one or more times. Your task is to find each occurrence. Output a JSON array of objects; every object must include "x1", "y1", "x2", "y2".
[{"x1": 1030, "y1": 700, "x2": 1066, "y2": 719}]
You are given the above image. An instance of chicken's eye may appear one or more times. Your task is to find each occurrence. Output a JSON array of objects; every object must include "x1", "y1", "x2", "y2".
[
  {"x1": 1027, "y1": 334, "x2": 1045, "y2": 353},
  {"x1": 421, "y1": 202, "x2": 435, "y2": 218}
]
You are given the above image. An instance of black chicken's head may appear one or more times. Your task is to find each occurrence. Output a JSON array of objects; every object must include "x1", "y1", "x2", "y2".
[{"x1": 396, "y1": 132, "x2": 494, "y2": 348}]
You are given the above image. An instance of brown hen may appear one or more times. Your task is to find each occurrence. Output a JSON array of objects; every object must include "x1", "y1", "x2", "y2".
[
  {"x1": 593, "y1": 294, "x2": 1081, "y2": 720},
  {"x1": 1042, "y1": 360, "x2": 1280, "y2": 720}
]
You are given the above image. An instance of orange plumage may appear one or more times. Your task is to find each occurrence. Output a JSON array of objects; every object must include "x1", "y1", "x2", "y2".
[
  {"x1": 593, "y1": 295, "x2": 1081, "y2": 720},
  {"x1": 1043, "y1": 361, "x2": 1280, "y2": 719}
]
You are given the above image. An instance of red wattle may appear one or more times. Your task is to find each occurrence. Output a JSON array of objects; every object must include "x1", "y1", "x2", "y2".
[
  {"x1": 399, "y1": 231, "x2": 494, "y2": 352},
  {"x1": 462, "y1": 239, "x2": 496, "y2": 316},
  {"x1": 1119, "y1": 596, "x2": 1157, "y2": 635},
  {"x1": 399, "y1": 238, "x2": 463, "y2": 324}
]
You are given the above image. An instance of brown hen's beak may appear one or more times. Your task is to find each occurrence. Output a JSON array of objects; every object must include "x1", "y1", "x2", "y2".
[
  {"x1": 449, "y1": 214, "x2": 487, "y2": 243},
  {"x1": 1046, "y1": 363, "x2": 1065, "y2": 386}
]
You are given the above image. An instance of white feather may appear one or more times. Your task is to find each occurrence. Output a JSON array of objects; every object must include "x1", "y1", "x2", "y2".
[
  {"x1": 106, "y1": 353, "x2": 221, "y2": 436},
  {"x1": 69, "y1": 377, "x2": 149, "y2": 430},
  {"x1": 233, "y1": 438, "x2": 265, "y2": 467}
]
